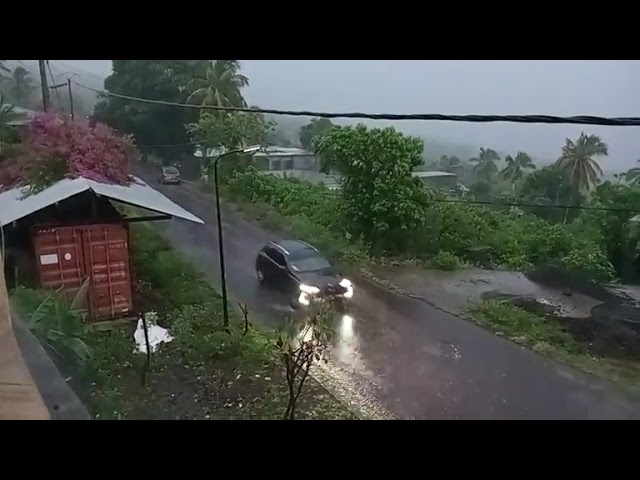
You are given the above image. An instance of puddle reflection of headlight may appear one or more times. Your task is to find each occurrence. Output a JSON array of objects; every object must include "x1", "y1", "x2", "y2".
[
  {"x1": 298, "y1": 325, "x2": 314, "y2": 343},
  {"x1": 340, "y1": 314, "x2": 354, "y2": 340}
]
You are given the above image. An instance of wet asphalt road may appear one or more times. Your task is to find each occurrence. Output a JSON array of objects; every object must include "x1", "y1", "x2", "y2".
[{"x1": 142, "y1": 173, "x2": 640, "y2": 419}]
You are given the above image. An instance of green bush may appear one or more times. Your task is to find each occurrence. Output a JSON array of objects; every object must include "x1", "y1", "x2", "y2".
[
  {"x1": 12, "y1": 287, "x2": 92, "y2": 363},
  {"x1": 171, "y1": 302, "x2": 274, "y2": 366},
  {"x1": 429, "y1": 251, "x2": 466, "y2": 271},
  {"x1": 223, "y1": 168, "x2": 614, "y2": 282}
]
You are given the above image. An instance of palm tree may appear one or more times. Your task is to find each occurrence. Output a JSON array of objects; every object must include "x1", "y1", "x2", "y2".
[
  {"x1": 625, "y1": 160, "x2": 640, "y2": 186},
  {"x1": 6, "y1": 66, "x2": 36, "y2": 105},
  {"x1": 555, "y1": 132, "x2": 608, "y2": 193},
  {"x1": 501, "y1": 151, "x2": 536, "y2": 197},
  {"x1": 555, "y1": 132, "x2": 608, "y2": 223},
  {"x1": 470, "y1": 147, "x2": 500, "y2": 182},
  {"x1": 438, "y1": 155, "x2": 462, "y2": 173},
  {"x1": 186, "y1": 60, "x2": 249, "y2": 111}
]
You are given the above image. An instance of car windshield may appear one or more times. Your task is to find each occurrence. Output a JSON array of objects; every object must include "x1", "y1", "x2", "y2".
[
  {"x1": 288, "y1": 250, "x2": 331, "y2": 272},
  {"x1": 164, "y1": 167, "x2": 179, "y2": 175}
]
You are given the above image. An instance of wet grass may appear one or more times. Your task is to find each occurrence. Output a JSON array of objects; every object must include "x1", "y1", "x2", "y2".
[
  {"x1": 468, "y1": 300, "x2": 640, "y2": 390},
  {"x1": 12, "y1": 222, "x2": 357, "y2": 420}
]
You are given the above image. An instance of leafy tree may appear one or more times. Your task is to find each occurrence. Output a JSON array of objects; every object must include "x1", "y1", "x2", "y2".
[
  {"x1": 189, "y1": 111, "x2": 272, "y2": 181},
  {"x1": 93, "y1": 60, "x2": 209, "y2": 160},
  {"x1": 518, "y1": 165, "x2": 584, "y2": 224},
  {"x1": 299, "y1": 118, "x2": 334, "y2": 150},
  {"x1": 470, "y1": 147, "x2": 500, "y2": 183},
  {"x1": 577, "y1": 182, "x2": 640, "y2": 280},
  {"x1": 0, "y1": 112, "x2": 136, "y2": 192},
  {"x1": 190, "y1": 111, "x2": 272, "y2": 152},
  {"x1": 315, "y1": 124, "x2": 428, "y2": 254},
  {"x1": 625, "y1": 160, "x2": 640, "y2": 186},
  {"x1": 437, "y1": 155, "x2": 462, "y2": 173},
  {"x1": 5, "y1": 66, "x2": 36, "y2": 106},
  {"x1": 186, "y1": 60, "x2": 248, "y2": 110},
  {"x1": 555, "y1": 132, "x2": 608, "y2": 193},
  {"x1": 502, "y1": 151, "x2": 535, "y2": 197}
]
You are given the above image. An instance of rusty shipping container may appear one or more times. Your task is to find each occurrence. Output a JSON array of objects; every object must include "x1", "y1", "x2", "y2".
[{"x1": 32, "y1": 224, "x2": 134, "y2": 321}]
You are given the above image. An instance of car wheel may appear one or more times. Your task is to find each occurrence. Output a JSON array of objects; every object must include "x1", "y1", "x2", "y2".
[{"x1": 256, "y1": 268, "x2": 265, "y2": 285}]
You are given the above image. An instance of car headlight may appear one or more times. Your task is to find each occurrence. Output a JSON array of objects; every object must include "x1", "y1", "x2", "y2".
[
  {"x1": 339, "y1": 278, "x2": 354, "y2": 298},
  {"x1": 300, "y1": 284, "x2": 320, "y2": 294},
  {"x1": 298, "y1": 292, "x2": 311, "y2": 306}
]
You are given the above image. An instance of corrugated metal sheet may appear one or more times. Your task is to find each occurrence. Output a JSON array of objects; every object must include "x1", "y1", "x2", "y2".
[
  {"x1": 412, "y1": 171, "x2": 457, "y2": 178},
  {"x1": 0, "y1": 177, "x2": 204, "y2": 227},
  {"x1": 194, "y1": 145, "x2": 313, "y2": 158},
  {"x1": 33, "y1": 224, "x2": 134, "y2": 322}
]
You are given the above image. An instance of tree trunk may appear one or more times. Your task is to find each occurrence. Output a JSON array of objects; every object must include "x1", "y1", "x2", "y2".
[{"x1": 563, "y1": 191, "x2": 573, "y2": 225}]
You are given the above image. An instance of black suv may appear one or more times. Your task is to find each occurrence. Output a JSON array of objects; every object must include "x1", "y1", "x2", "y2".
[{"x1": 255, "y1": 240, "x2": 354, "y2": 308}]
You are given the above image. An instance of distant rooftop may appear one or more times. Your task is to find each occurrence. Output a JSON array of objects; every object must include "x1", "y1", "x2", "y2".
[
  {"x1": 193, "y1": 145, "x2": 313, "y2": 158},
  {"x1": 412, "y1": 171, "x2": 457, "y2": 178},
  {"x1": 254, "y1": 146, "x2": 312, "y2": 157},
  {"x1": 5, "y1": 105, "x2": 37, "y2": 126}
]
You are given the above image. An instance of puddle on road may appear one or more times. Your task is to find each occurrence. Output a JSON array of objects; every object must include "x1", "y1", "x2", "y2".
[
  {"x1": 267, "y1": 300, "x2": 393, "y2": 419},
  {"x1": 374, "y1": 265, "x2": 619, "y2": 319}
]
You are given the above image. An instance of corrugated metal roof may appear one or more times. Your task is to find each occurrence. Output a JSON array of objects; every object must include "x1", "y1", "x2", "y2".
[
  {"x1": 254, "y1": 146, "x2": 312, "y2": 157},
  {"x1": 5, "y1": 105, "x2": 37, "y2": 126},
  {"x1": 0, "y1": 176, "x2": 204, "y2": 227},
  {"x1": 412, "y1": 171, "x2": 457, "y2": 178}
]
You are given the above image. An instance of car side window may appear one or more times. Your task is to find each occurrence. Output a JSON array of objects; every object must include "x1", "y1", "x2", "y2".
[{"x1": 265, "y1": 247, "x2": 286, "y2": 267}]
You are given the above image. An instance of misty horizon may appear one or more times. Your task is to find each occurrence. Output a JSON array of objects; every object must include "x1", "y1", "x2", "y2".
[{"x1": 51, "y1": 60, "x2": 640, "y2": 171}]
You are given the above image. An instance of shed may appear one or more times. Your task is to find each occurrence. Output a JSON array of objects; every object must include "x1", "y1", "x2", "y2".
[{"x1": 0, "y1": 176, "x2": 203, "y2": 321}]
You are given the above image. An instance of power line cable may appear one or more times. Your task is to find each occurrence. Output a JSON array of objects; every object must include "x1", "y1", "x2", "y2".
[
  {"x1": 75, "y1": 82, "x2": 640, "y2": 127},
  {"x1": 73, "y1": 82, "x2": 640, "y2": 213}
]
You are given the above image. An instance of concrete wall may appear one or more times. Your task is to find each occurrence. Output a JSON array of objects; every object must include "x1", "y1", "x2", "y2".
[{"x1": 11, "y1": 307, "x2": 91, "y2": 420}]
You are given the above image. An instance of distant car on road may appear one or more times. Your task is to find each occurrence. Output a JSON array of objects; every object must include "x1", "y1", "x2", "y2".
[
  {"x1": 255, "y1": 239, "x2": 354, "y2": 309},
  {"x1": 157, "y1": 166, "x2": 181, "y2": 185}
]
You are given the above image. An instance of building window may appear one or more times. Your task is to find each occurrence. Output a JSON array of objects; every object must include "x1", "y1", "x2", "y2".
[
  {"x1": 271, "y1": 159, "x2": 282, "y2": 170},
  {"x1": 283, "y1": 158, "x2": 294, "y2": 170}
]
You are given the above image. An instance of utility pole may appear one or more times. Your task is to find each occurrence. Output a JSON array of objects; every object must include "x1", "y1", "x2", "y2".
[
  {"x1": 38, "y1": 60, "x2": 50, "y2": 111},
  {"x1": 50, "y1": 79, "x2": 75, "y2": 120},
  {"x1": 67, "y1": 79, "x2": 74, "y2": 120}
]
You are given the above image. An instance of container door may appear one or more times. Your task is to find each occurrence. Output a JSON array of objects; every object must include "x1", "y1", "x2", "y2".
[
  {"x1": 33, "y1": 226, "x2": 85, "y2": 297},
  {"x1": 82, "y1": 224, "x2": 133, "y2": 321}
]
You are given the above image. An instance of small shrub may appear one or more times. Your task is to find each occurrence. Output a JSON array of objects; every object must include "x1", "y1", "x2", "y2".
[
  {"x1": 429, "y1": 251, "x2": 466, "y2": 271},
  {"x1": 13, "y1": 287, "x2": 92, "y2": 363}
]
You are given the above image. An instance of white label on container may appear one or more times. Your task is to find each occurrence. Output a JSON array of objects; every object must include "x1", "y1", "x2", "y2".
[{"x1": 40, "y1": 253, "x2": 59, "y2": 266}]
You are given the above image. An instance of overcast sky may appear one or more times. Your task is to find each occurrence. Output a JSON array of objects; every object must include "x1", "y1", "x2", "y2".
[{"x1": 58, "y1": 60, "x2": 640, "y2": 171}]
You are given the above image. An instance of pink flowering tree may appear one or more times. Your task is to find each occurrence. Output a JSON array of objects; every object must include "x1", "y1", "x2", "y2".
[{"x1": 0, "y1": 112, "x2": 138, "y2": 192}]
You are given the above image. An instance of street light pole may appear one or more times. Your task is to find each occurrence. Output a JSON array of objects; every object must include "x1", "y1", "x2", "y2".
[{"x1": 213, "y1": 145, "x2": 262, "y2": 331}]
